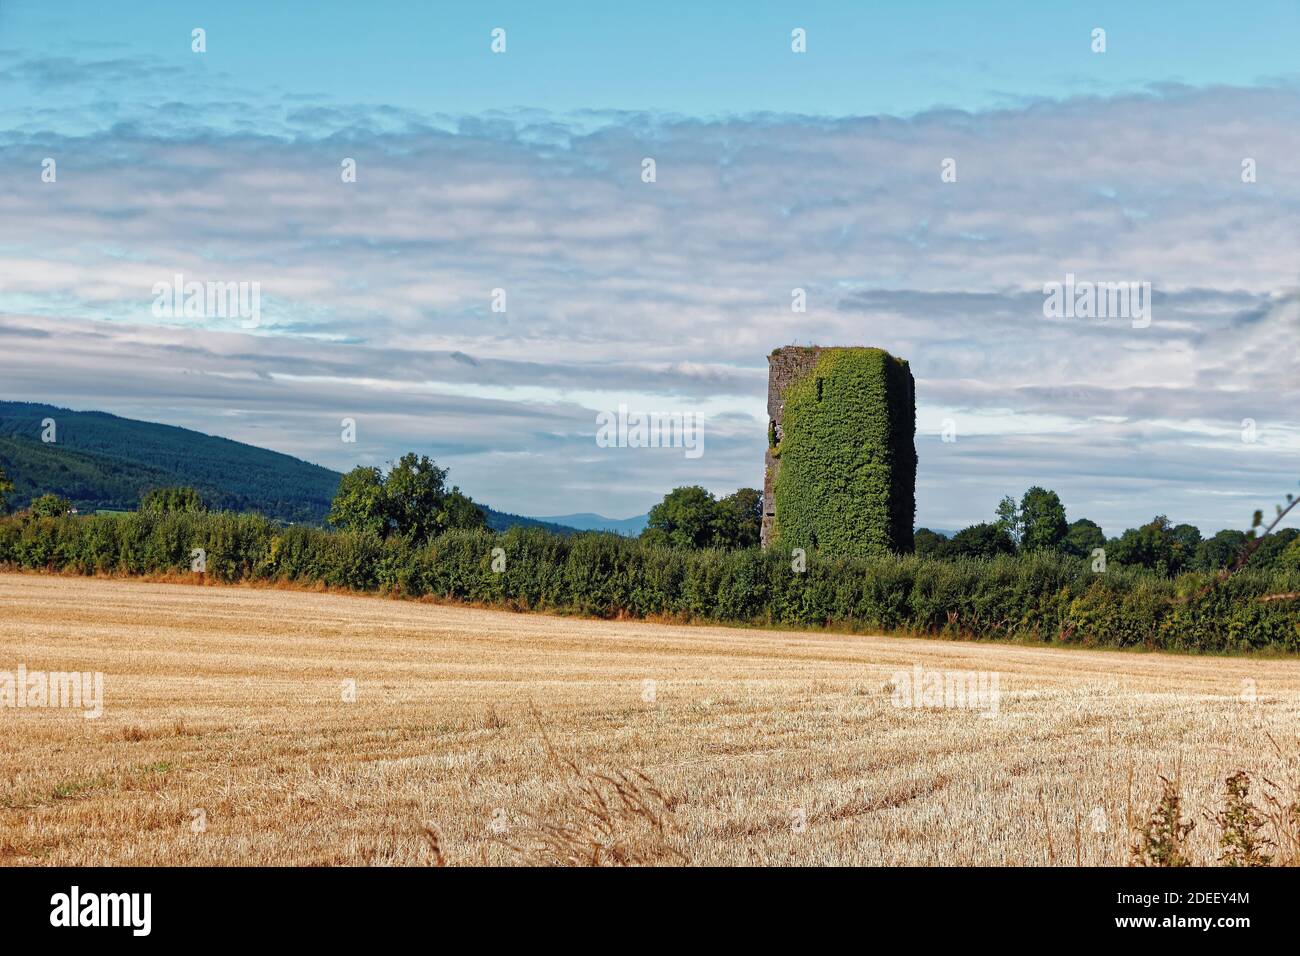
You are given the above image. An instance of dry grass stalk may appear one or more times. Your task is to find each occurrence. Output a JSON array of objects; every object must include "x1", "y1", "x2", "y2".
[
  {"x1": 1258, "y1": 734, "x2": 1300, "y2": 866},
  {"x1": 421, "y1": 823, "x2": 447, "y2": 867},
  {"x1": 489, "y1": 708, "x2": 685, "y2": 867}
]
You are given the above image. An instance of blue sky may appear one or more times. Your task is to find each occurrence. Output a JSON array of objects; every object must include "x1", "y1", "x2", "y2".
[
  {"x1": 10, "y1": 0, "x2": 1300, "y2": 119},
  {"x1": 8, "y1": 0, "x2": 1300, "y2": 119},
  {"x1": 1, "y1": 2, "x2": 1298, "y2": 534}
]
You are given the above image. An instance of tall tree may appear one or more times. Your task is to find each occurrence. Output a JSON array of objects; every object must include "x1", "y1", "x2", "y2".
[
  {"x1": 328, "y1": 466, "x2": 389, "y2": 537},
  {"x1": 1247, "y1": 526, "x2": 1299, "y2": 569},
  {"x1": 438, "y1": 488, "x2": 488, "y2": 533},
  {"x1": 383, "y1": 453, "x2": 452, "y2": 543},
  {"x1": 641, "y1": 486, "x2": 721, "y2": 550},
  {"x1": 1018, "y1": 486, "x2": 1068, "y2": 552},
  {"x1": 1194, "y1": 529, "x2": 1248, "y2": 571},
  {"x1": 640, "y1": 486, "x2": 764, "y2": 550},
  {"x1": 715, "y1": 488, "x2": 762, "y2": 549},
  {"x1": 327, "y1": 455, "x2": 484, "y2": 543},
  {"x1": 913, "y1": 528, "x2": 951, "y2": 559},
  {"x1": 947, "y1": 522, "x2": 1016, "y2": 559},
  {"x1": 994, "y1": 495, "x2": 1021, "y2": 547},
  {"x1": 1169, "y1": 523, "x2": 1203, "y2": 572},
  {"x1": 1110, "y1": 516, "x2": 1180, "y2": 574},
  {"x1": 1062, "y1": 518, "x2": 1106, "y2": 558}
]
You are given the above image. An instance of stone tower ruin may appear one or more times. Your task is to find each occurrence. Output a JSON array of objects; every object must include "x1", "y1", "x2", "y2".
[{"x1": 761, "y1": 346, "x2": 917, "y2": 557}]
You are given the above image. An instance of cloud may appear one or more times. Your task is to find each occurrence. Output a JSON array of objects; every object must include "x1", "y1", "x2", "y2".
[{"x1": 0, "y1": 80, "x2": 1298, "y2": 531}]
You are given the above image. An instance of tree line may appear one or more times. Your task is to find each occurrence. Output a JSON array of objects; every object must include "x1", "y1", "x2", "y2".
[
  {"x1": 2, "y1": 455, "x2": 1294, "y2": 577},
  {"x1": 637, "y1": 481, "x2": 1299, "y2": 575},
  {"x1": 913, "y1": 485, "x2": 1299, "y2": 574}
]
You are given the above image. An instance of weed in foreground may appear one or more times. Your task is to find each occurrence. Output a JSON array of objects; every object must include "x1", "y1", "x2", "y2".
[
  {"x1": 1130, "y1": 775, "x2": 1195, "y2": 867},
  {"x1": 1206, "y1": 771, "x2": 1273, "y2": 867}
]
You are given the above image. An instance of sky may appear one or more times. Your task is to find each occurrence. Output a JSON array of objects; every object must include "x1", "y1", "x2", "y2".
[{"x1": 1, "y1": 1, "x2": 1298, "y2": 534}]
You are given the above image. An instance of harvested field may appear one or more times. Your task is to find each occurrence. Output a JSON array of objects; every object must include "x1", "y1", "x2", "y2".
[{"x1": 2, "y1": 572, "x2": 1298, "y2": 866}]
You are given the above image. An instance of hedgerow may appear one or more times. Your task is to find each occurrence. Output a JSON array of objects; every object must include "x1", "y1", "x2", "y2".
[{"x1": 2, "y1": 512, "x2": 1297, "y2": 653}]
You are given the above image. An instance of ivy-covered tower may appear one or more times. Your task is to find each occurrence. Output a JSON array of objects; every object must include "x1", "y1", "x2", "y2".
[{"x1": 761, "y1": 346, "x2": 916, "y2": 557}]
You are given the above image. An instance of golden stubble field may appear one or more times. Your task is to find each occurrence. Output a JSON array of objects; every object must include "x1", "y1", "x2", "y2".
[{"x1": 2, "y1": 571, "x2": 1298, "y2": 866}]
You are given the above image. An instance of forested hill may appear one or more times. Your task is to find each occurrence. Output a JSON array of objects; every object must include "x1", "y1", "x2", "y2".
[
  {"x1": 0, "y1": 401, "x2": 576, "y2": 532},
  {"x1": 0, "y1": 402, "x2": 340, "y2": 521}
]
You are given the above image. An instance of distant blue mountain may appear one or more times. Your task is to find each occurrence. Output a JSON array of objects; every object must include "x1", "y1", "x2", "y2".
[{"x1": 539, "y1": 512, "x2": 649, "y2": 536}]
